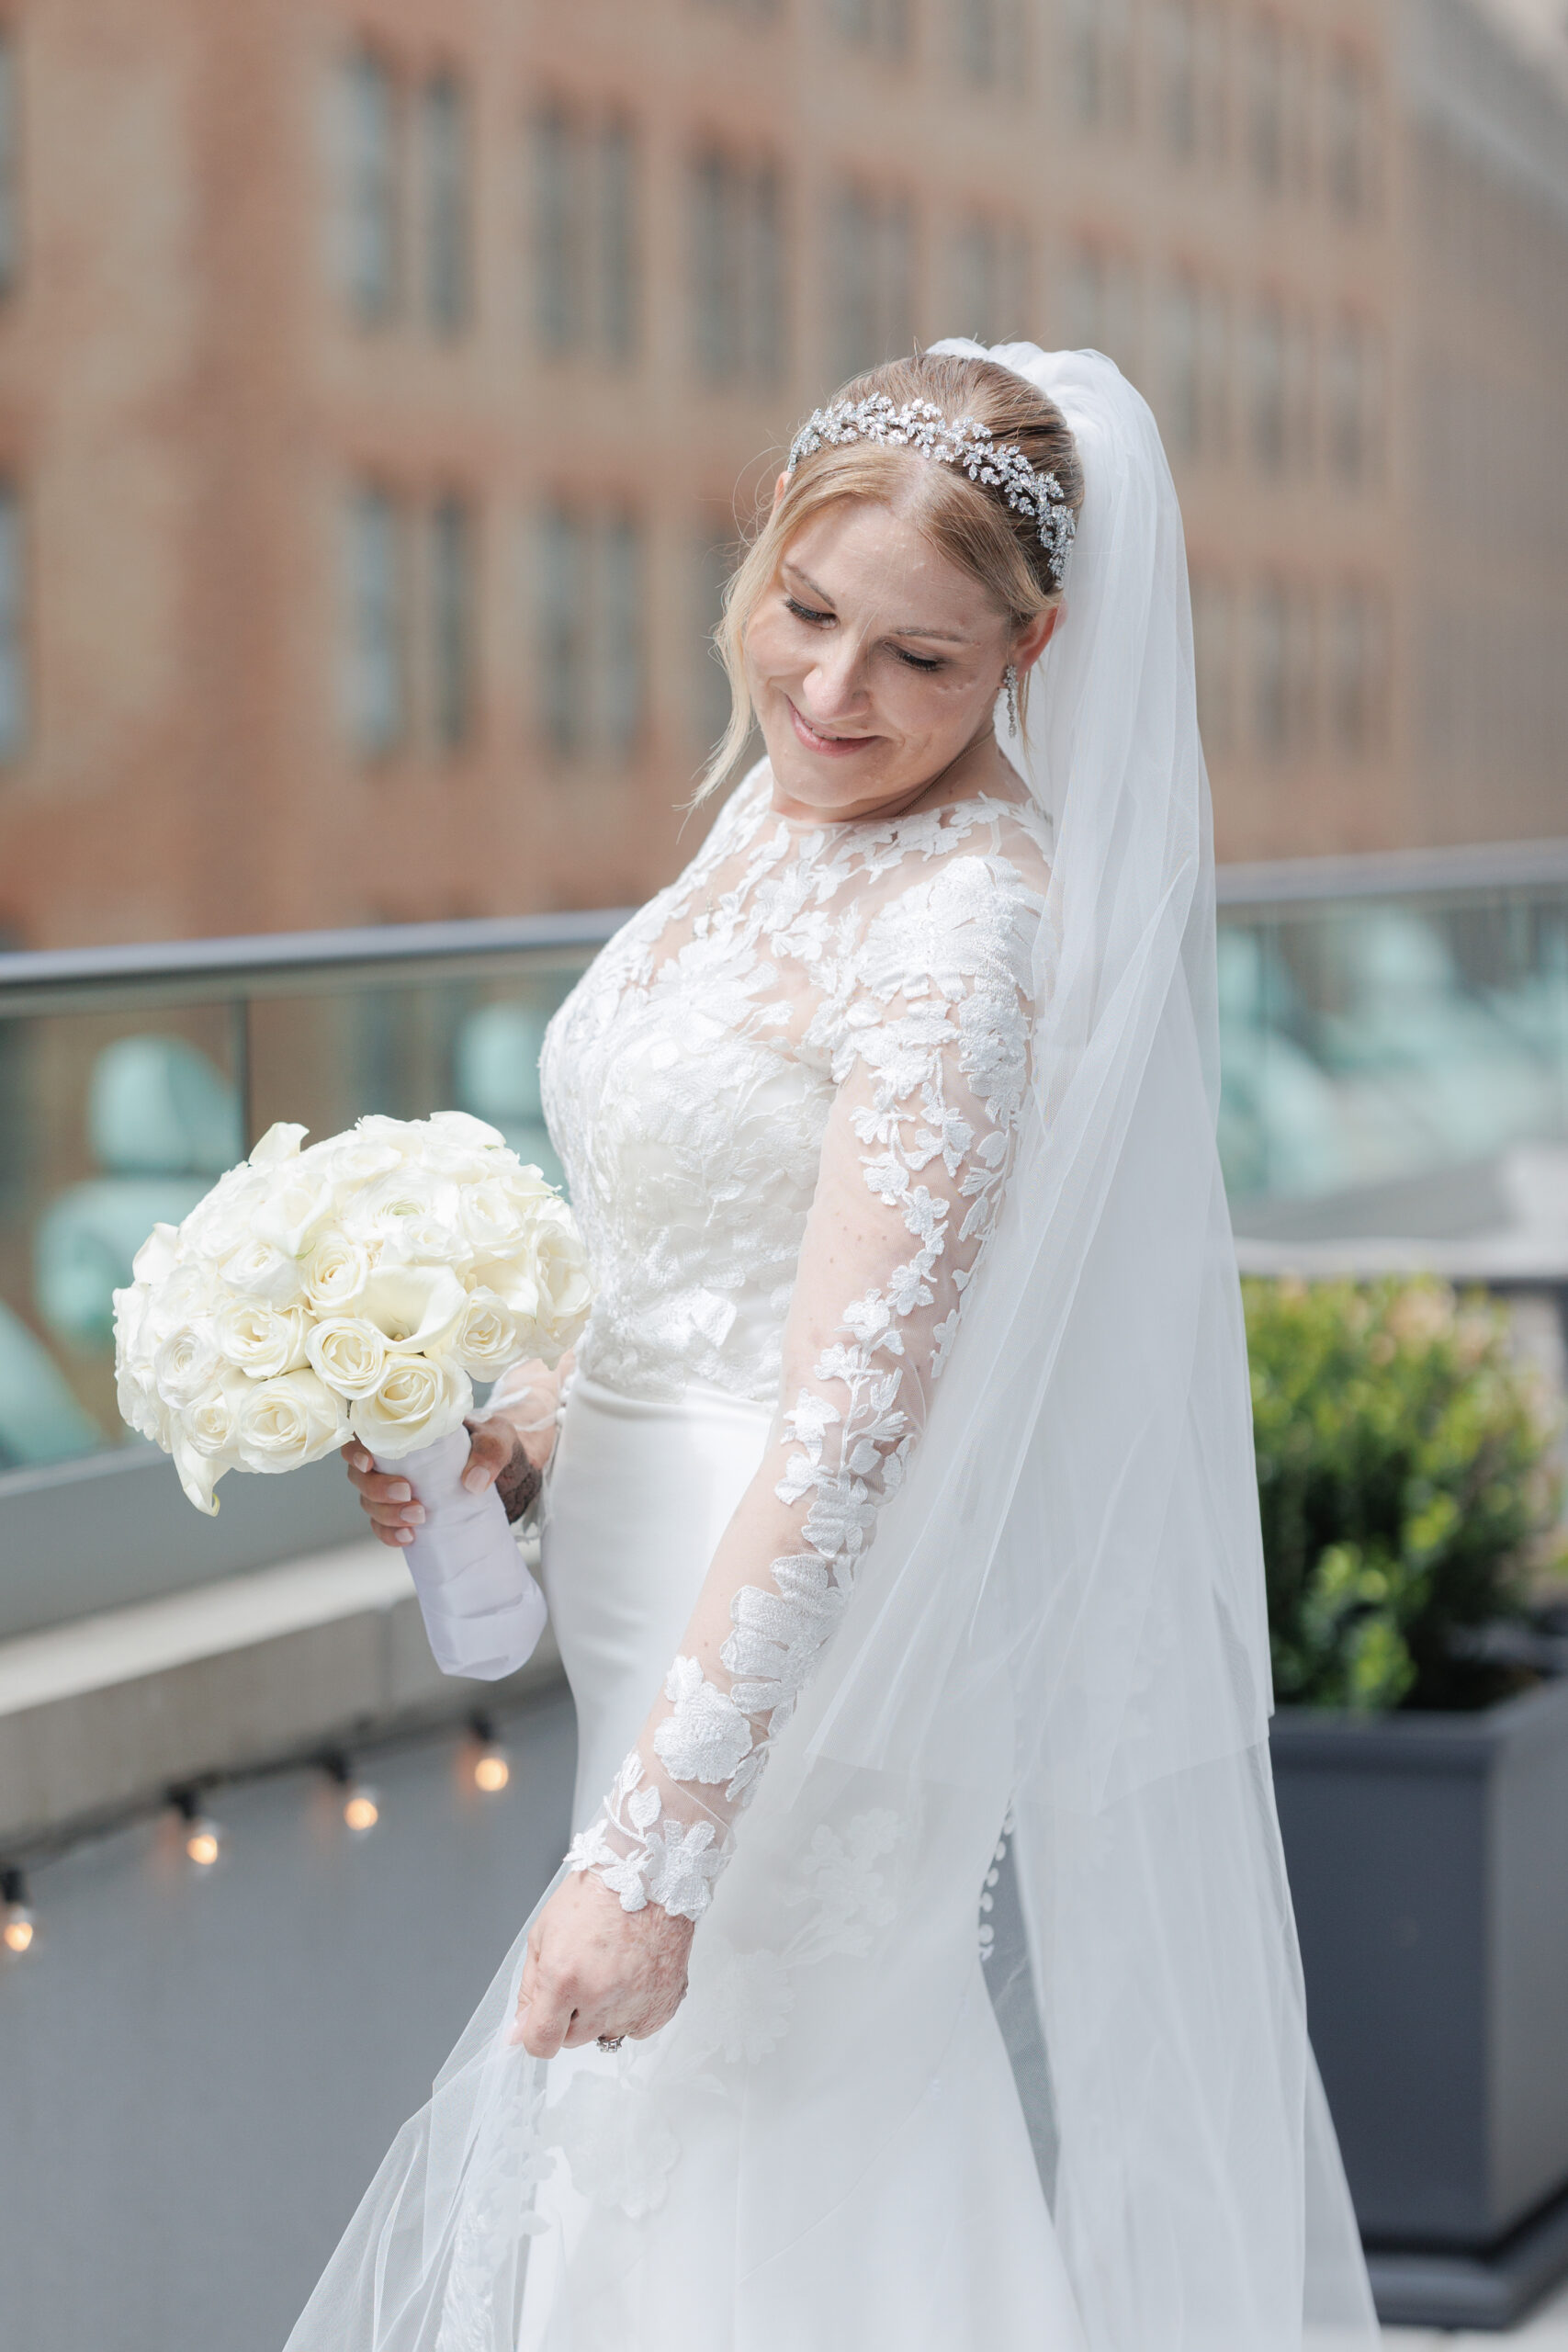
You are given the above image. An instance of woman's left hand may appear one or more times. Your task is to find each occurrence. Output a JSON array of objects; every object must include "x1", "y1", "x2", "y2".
[{"x1": 511, "y1": 1871, "x2": 694, "y2": 2058}]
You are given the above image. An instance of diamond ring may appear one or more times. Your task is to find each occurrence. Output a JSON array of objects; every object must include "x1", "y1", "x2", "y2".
[{"x1": 596, "y1": 2034, "x2": 625, "y2": 2053}]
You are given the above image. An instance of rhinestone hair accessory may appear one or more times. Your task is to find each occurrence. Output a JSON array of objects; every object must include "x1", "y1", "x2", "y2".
[{"x1": 785, "y1": 393, "x2": 1077, "y2": 585}]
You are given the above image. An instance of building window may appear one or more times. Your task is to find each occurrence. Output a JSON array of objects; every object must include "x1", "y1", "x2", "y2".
[
  {"x1": 830, "y1": 186, "x2": 916, "y2": 381},
  {"x1": 952, "y1": 216, "x2": 1028, "y2": 347},
  {"x1": 1200, "y1": 286, "x2": 1232, "y2": 458},
  {"x1": 835, "y1": 0, "x2": 909, "y2": 53},
  {"x1": 598, "y1": 119, "x2": 638, "y2": 361},
  {"x1": 1326, "y1": 51, "x2": 1378, "y2": 220},
  {"x1": 420, "y1": 70, "x2": 471, "y2": 338},
  {"x1": 955, "y1": 0, "x2": 1027, "y2": 88},
  {"x1": 1066, "y1": 0, "x2": 1134, "y2": 129},
  {"x1": 343, "y1": 486, "x2": 407, "y2": 756},
  {"x1": 1247, "y1": 15, "x2": 1282, "y2": 195},
  {"x1": 1284, "y1": 310, "x2": 1314, "y2": 474},
  {"x1": 0, "y1": 482, "x2": 27, "y2": 760},
  {"x1": 1251, "y1": 581, "x2": 1288, "y2": 752},
  {"x1": 1162, "y1": 276, "x2": 1201, "y2": 457},
  {"x1": 1064, "y1": 247, "x2": 1142, "y2": 385},
  {"x1": 336, "y1": 48, "x2": 400, "y2": 326},
  {"x1": 1330, "y1": 586, "x2": 1387, "y2": 756},
  {"x1": 1252, "y1": 579, "x2": 1315, "y2": 755},
  {"x1": 0, "y1": 29, "x2": 18, "y2": 301},
  {"x1": 1158, "y1": 0, "x2": 1198, "y2": 158},
  {"x1": 531, "y1": 105, "x2": 640, "y2": 364},
  {"x1": 534, "y1": 506, "x2": 645, "y2": 764},
  {"x1": 1326, "y1": 316, "x2": 1382, "y2": 485},
  {"x1": 1196, "y1": 3, "x2": 1231, "y2": 164},
  {"x1": 1248, "y1": 297, "x2": 1284, "y2": 473},
  {"x1": 601, "y1": 512, "x2": 644, "y2": 761},
  {"x1": 430, "y1": 497, "x2": 475, "y2": 751},
  {"x1": 1191, "y1": 575, "x2": 1234, "y2": 759},
  {"x1": 691, "y1": 153, "x2": 784, "y2": 386},
  {"x1": 694, "y1": 533, "x2": 737, "y2": 753}
]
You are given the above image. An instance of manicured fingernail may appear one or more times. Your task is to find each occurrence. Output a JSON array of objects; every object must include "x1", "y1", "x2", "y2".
[
  {"x1": 462, "y1": 1465, "x2": 491, "y2": 1493},
  {"x1": 402, "y1": 1503, "x2": 425, "y2": 1524},
  {"x1": 393, "y1": 1527, "x2": 413, "y2": 1545},
  {"x1": 389, "y1": 1481, "x2": 411, "y2": 1502}
]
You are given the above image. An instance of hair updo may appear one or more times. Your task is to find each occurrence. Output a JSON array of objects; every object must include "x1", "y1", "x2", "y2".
[{"x1": 698, "y1": 351, "x2": 1085, "y2": 799}]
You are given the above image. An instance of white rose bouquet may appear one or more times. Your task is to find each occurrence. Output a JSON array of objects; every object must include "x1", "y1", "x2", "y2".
[{"x1": 112, "y1": 1112, "x2": 592, "y2": 1680}]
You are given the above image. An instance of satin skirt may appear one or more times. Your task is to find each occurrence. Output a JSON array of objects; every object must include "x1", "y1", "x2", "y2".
[{"x1": 524, "y1": 1374, "x2": 1083, "y2": 2352}]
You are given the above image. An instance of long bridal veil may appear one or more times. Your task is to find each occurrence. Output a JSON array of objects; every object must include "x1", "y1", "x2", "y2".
[{"x1": 286, "y1": 346, "x2": 1380, "y2": 2351}]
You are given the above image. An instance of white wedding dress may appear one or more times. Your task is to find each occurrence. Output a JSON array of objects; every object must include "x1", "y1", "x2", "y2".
[
  {"x1": 518, "y1": 759, "x2": 1084, "y2": 2347},
  {"x1": 285, "y1": 345, "x2": 1380, "y2": 2352}
]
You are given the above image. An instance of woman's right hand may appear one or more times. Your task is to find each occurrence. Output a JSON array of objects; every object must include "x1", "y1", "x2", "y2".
[{"x1": 341, "y1": 1416, "x2": 538, "y2": 1546}]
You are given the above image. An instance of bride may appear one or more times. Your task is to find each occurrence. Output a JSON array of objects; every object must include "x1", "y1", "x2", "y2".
[{"x1": 292, "y1": 344, "x2": 1380, "y2": 2350}]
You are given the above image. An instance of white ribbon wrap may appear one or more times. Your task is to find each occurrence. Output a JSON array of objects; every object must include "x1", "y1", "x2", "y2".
[{"x1": 373, "y1": 1427, "x2": 547, "y2": 1681}]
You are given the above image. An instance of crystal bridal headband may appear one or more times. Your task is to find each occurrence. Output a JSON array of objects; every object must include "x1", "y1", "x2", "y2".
[{"x1": 784, "y1": 391, "x2": 1077, "y2": 584}]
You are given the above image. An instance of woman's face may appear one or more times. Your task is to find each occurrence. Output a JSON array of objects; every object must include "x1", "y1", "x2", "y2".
[{"x1": 744, "y1": 492, "x2": 1056, "y2": 825}]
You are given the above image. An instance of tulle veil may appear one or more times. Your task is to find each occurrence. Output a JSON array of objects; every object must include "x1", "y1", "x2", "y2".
[{"x1": 285, "y1": 345, "x2": 1380, "y2": 2350}]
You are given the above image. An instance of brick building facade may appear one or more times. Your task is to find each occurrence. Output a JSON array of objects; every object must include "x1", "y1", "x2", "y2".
[{"x1": 0, "y1": 0, "x2": 1562, "y2": 946}]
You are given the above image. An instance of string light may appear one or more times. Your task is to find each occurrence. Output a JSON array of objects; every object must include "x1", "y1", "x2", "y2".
[
  {"x1": 0, "y1": 1708, "x2": 526, "y2": 1981},
  {"x1": 468, "y1": 1713, "x2": 512, "y2": 1795},
  {"x1": 324, "y1": 1752, "x2": 382, "y2": 1836},
  {"x1": 2, "y1": 1867, "x2": 35, "y2": 1955},
  {"x1": 171, "y1": 1789, "x2": 225, "y2": 1870}
]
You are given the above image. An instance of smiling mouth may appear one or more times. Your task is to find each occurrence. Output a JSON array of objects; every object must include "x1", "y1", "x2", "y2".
[{"x1": 787, "y1": 700, "x2": 877, "y2": 756}]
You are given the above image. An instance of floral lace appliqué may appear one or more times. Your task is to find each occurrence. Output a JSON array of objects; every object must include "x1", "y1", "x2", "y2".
[{"x1": 551, "y1": 769, "x2": 1045, "y2": 1923}]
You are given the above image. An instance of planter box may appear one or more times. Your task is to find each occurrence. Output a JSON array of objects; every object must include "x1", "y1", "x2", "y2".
[{"x1": 1271, "y1": 1677, "x2": 1568, "y2": 2324}]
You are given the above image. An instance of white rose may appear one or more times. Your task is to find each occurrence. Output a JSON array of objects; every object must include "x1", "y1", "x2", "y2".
[
  {"x1": 249, "y1": 1121, "x2": 310, "y2": 1167},
  {"x1": 482, "y1": 1204, "x2": 591, "y2": 1363},
  {"x1": 237, "y1": 1367, "x2": 348, "y2": 1474},
  {"x1": 253, "y1": 1165, "x2": 338, "y2": 1261},
  {"x1": 321, "y1": 1131, "x2": 404, "y2": 1186},
  {"x1": 303, "y1": 1230, "x2": 370, "y2": 1316},
  {"x1": 350, "y1": 1354, "x2": 472, "y2": 1460},
  {"x1": 375, "y1": 1209, "x2": 472, "y2": 1271},
  {"x1": 458, "y1": 1177, "x2": 535, "y2": 1258},
  {"x1": 180, "y1": 1164, "x2": 267, "y2": 1256},
  {"x1": 451, "y1": 1287, "x2": 521, "y2": 1377},
  {"x1": 306, "y1": 1316, "x2": 389, "y2": 1398},
  {"x1": 117, "y1": 1357, "x2": 170, "y2": 1446},
  {"x1": 113, "y1": 1281, "x2": 152, "y2": 1367},
  {"x1": 340, "y1": 1167, "x2": 457, "y2": 1250},
  {"x1": 153, "y1": 1322, "x2": 225, "y2": 1408},
  {"x1": 144, "y1": 1257, "x2": 222, "y2": 1344},
  {"x1": 358, "y1": 1263, "x2": 468, "y2": 1358},
  {"x1": 221, "y1": 1233, "x2": 306, "y2": 1308},
  {"x1": 131, "y1": 1223, "x2": 182, "y2": 1285},
  {"x1": 215, "y1": 1297, "x2": 309, "y2": 1378},
  {"x1": 427, "y1": 1111, "x2": 505, "y2": 1152},
  {"x1": 182, "y1": 1370, "x2": 251, "y2": 1457}
]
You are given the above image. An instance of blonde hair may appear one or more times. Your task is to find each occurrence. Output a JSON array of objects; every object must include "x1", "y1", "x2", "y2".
[{"x1": 698, "y1": 352, "x2": 1085, "y2": 800}]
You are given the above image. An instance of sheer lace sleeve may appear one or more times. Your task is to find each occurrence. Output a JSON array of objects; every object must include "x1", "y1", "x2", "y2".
[{"x1": 565, "y1": 845, "x2": 1044, "y2": 1921}]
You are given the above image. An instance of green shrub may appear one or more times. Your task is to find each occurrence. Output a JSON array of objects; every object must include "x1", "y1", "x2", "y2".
[{"x1": 1245, "y1": 1275, "x2": 1562, "y2": 1713}]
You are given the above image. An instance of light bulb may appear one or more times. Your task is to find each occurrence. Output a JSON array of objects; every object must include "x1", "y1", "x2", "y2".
[
  {"x1": 185, "y1": 1817, "x2": 223, "y2": 1869},
  {"x1": 473, "y1": 1748, "x2": 511, "y2": 1794},
  {"x1": 344, "y1": 1784, "x2": 380, "y2": 1835},
  {"x1": 1, "y1": 1870, "x2": 33, "y2": 1954}
]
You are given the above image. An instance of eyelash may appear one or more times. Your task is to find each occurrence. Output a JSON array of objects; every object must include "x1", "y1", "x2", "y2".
[{"x1": 783, "y1": 595, "x2": 944, "y2": 673}]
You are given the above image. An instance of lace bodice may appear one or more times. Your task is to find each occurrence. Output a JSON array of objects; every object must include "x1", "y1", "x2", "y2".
[{"x1": 536, "y1": 762, "x2": 1048, "y2": 1920}]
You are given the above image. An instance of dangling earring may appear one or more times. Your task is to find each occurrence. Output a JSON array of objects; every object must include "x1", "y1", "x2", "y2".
[{"x1": 1003, "y1": 663, "x2": 1020, "y2": 738}]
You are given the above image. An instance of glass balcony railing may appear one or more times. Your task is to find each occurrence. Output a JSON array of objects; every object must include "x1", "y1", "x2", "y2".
[
  {"x1": 3, "y1": 846, "x2": 1567, "y2": 1634},
  {"x1": 1216, "y1": 841, "x2": 1568, "y2": 1274},
  {"x1": 0, "y1": 913, "x2": 625, "y2": 1481}
]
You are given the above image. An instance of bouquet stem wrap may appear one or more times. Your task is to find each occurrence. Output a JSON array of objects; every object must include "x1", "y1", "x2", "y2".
[{"x1": 375, "y1": 1428, "x2": 547, "y2": 1681}]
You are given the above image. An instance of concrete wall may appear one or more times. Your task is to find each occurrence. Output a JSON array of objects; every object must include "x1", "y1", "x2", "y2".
[{"x1": 0, "y1": 1685, "x2": 575, "y2": 2352}]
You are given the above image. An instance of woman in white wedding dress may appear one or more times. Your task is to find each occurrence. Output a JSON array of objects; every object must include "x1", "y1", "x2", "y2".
[{"x1": 295, "y1": 345, "x2": 1382, "y2": 2352}]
